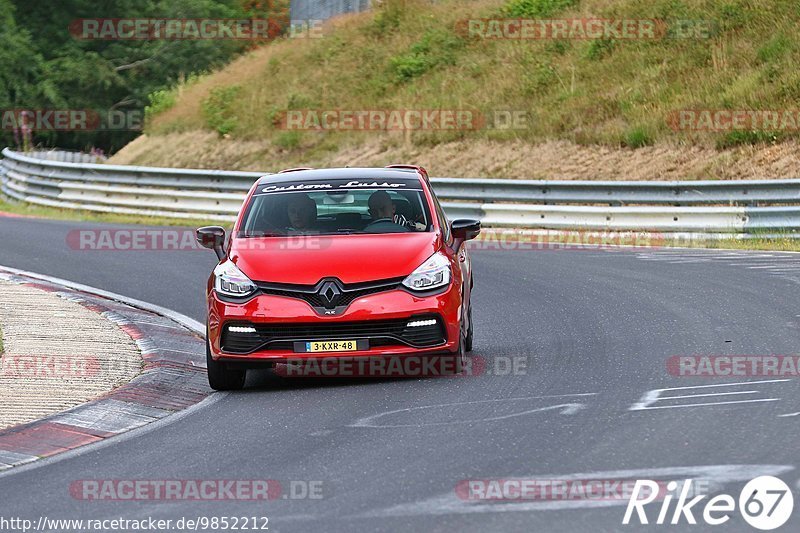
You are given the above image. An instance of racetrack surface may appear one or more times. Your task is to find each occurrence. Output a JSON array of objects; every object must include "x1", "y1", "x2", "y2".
[{"x1": 0, "y1": 216, "x2": 798, "y2": 532}]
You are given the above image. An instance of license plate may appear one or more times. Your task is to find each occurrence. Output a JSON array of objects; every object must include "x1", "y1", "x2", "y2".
[{"x1": 303, "y1": 340, "x2": 359, "y2": 353}]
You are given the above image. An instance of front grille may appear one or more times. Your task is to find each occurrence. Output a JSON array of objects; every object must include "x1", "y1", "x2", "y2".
[
  {"x1": 255, "y1": 277, "x2": 403, "y2": 312},
  {"x1": 221, "y1": 315, "x2": 446, "y2": 354}
]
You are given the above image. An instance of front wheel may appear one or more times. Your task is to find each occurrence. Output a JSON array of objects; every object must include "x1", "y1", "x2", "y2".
[
  {"x1": 206, "y1": 337, "x2": 246, "y2": 391},
  {"x1": 464, "y1": 304, "x2": 474, "y2": 353},
  {"x1": 452, "y1": 327, "x2": 467, "y2": 374}
]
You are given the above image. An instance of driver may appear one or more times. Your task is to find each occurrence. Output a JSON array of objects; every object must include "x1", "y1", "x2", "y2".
[
  {"x1": 286, "y1": 193, "x2": 317, "y2": 231},
  {"x1": 368, "y1": 190, "x2": 409, "y2": 227}
]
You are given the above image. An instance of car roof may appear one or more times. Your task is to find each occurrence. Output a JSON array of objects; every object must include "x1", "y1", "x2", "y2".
[{"x1": 255, "y1": 167, "x2": 424, "y2": 186}]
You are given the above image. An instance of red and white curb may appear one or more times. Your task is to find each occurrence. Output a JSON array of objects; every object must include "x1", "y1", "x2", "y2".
[{"x1": 0, "y1": 266, "x2": 211, "y2": 470}]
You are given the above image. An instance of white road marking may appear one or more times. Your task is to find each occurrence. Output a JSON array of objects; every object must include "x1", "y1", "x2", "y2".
[
  {"x1": 629, "y1": 379, "x2": 791, "y2": 411},
  {"x1": 778, "y1": 412, "x2": 800, "y2": 418},
  {"x1": 642, "y1": 379, "x2": 790, "y2": 392},
  {"x1": 141, "y1": 347, "x2": 205, "y2": 356},
  {"x1": 52, "y1": 399, "x2": 171, "y2": 433},
  {"x1": 658, "y1": 390, "x2": 760, "y2": 400},
  {"x1": 349, "y1": 394, "x2": 596, "y2": 428},
  {"x1": 727, "y1": 263, "x2": 786, "y2": 267},
  {"x1": 128, "y1": 319, "x2": 185, "y2": 330},
  {"x1": 704, "y1": 255, "x2": 777, "y2": 260},
  {"x1": 634, "y1": 250, "x2": 800, "y2": 300},
  {"x1": 633, "y1": 398, "x2": 779, "y2": 410}
]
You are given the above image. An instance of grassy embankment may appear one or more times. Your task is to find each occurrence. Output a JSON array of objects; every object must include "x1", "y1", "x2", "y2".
[{"x1": 109, "y1": 0, "x2": 800, "y2": 178}]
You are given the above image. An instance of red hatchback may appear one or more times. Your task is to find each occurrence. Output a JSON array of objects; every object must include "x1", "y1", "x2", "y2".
[{"x1": 197, "y1": 165, "x2": 480, "y2": 390}]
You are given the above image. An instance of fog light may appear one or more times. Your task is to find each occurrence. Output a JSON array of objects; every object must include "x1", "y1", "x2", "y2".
[
  {"x1": 407, "y1": 319, "x2": 437, "y2": 328},
  {"x1": 228, "y1": 326, "x2": 256, "y2": 334}
]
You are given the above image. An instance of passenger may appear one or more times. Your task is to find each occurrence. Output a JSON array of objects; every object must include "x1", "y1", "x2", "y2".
[{"x1": 287, "y1": 193, "x2": 317, "y2": 231}]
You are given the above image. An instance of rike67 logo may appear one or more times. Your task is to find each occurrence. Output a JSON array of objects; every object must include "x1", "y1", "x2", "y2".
[{"x1": 624, "y1": 476, "x2": 794, "y2": 530}]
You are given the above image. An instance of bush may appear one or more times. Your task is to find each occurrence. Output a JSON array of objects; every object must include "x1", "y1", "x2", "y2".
[
  {"x1": 586, "y1": 39, "x2": 615, "y2": 61},
  {"x1": 545, "y1": 40, "x2": 571, "y2": 55},
  {"x1": 390, "y1": 29, "x2": 464, "y2": 82},
  {"x1": 201, "y1": 86, "x2": 241, "y2": 136},
  {"x1": 717, "y1": 2, "x2": 750, "y2": 31},
  {"x1": 716, "y1": 130, "x2": 781, "y2": 149},
  {"x1": 274, "y1": 131, "x2": 302, "y2": 150},
  {"x1": 623, "y1": 127, "x2": 653, "y2": 148},
  {"x1": 757, "y1": 34, "x2": 791, "y2": 64},
  {"x1": 366, "y1": 0, "x2": 405, "y2": 37},
  {"x1": 144, "y1": 89, "x2": 175, "y2": 122}
]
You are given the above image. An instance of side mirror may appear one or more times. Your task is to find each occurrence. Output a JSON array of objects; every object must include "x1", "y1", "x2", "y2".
[
  {"x1": 196, "y1": 226, "x2": 226, "y2": 260},
  {"x1": 451, "y1": 219, "x2": 481, "y2": 241}
]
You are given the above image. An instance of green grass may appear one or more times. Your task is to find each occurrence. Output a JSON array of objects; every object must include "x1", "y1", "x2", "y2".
[{"x1": 689, "y1": 236, "x2": 800, "y2": 252}]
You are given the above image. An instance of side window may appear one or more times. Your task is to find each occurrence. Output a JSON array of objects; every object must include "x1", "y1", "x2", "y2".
[{"x1": 431, "y1": 192, "x2": 451, "y2": 242}]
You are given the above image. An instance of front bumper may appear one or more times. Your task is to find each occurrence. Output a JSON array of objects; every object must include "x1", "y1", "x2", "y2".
[{"x1": 207, "y1": 282, "x2": 462, "y2": 363}]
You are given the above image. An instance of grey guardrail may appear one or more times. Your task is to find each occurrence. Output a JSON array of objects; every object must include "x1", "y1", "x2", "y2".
[
  {"x1": 432, "y1": 177, "x2": 800, "y2": 205},
  {"x1": 2, "y1": 147, "x2": 800, "y2": 232}
]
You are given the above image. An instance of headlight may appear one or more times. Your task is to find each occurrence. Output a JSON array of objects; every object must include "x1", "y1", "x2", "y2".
[
  {"x1": 214, "y1": 261, "x2": 257, "y2": 298},
  {"x1": 402, "y1": 252, "x2": 451, "y2": 291}
]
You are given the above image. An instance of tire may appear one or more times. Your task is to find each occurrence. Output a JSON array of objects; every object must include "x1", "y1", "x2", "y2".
[
  {"x1": 206, "y1": 337, "x2": 246, "y2": 391},
  {"x1": 438, "y1": 324, "x2": 467, "y2": 376},
  {"x1": 453, "y1": 327, "x2": 467, "y2": 375},
  {"x1": 464, "y1": 304, "x2": 474, "y2": 353}
]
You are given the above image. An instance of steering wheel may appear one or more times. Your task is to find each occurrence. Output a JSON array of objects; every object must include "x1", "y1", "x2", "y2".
[{"x1": 363, "y1": 219, "x2": 409, "y2": 233}]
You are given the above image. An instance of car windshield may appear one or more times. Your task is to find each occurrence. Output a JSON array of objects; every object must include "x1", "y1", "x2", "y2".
[{"x1": 238, "y1": 181, "x2": 433, "y2": 237}]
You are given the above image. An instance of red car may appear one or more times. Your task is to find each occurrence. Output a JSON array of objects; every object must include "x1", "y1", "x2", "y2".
[{"x1": 197, "y1": 165, "x2": 480, "y2": 390}]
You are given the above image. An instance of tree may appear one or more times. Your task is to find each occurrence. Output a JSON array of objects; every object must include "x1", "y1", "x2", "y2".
[{"x1": 3, "y1": 0, "x2": 289, "y2": 152}]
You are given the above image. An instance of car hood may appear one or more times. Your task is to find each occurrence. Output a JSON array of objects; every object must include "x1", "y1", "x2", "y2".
[{"x1": 229, "y1": 232, "x2": 440, "y2": 285}]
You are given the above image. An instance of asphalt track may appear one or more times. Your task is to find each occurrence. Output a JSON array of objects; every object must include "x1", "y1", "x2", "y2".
[{"x1": 0, "y1": 215, "x2": 799, "y2": 532}]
